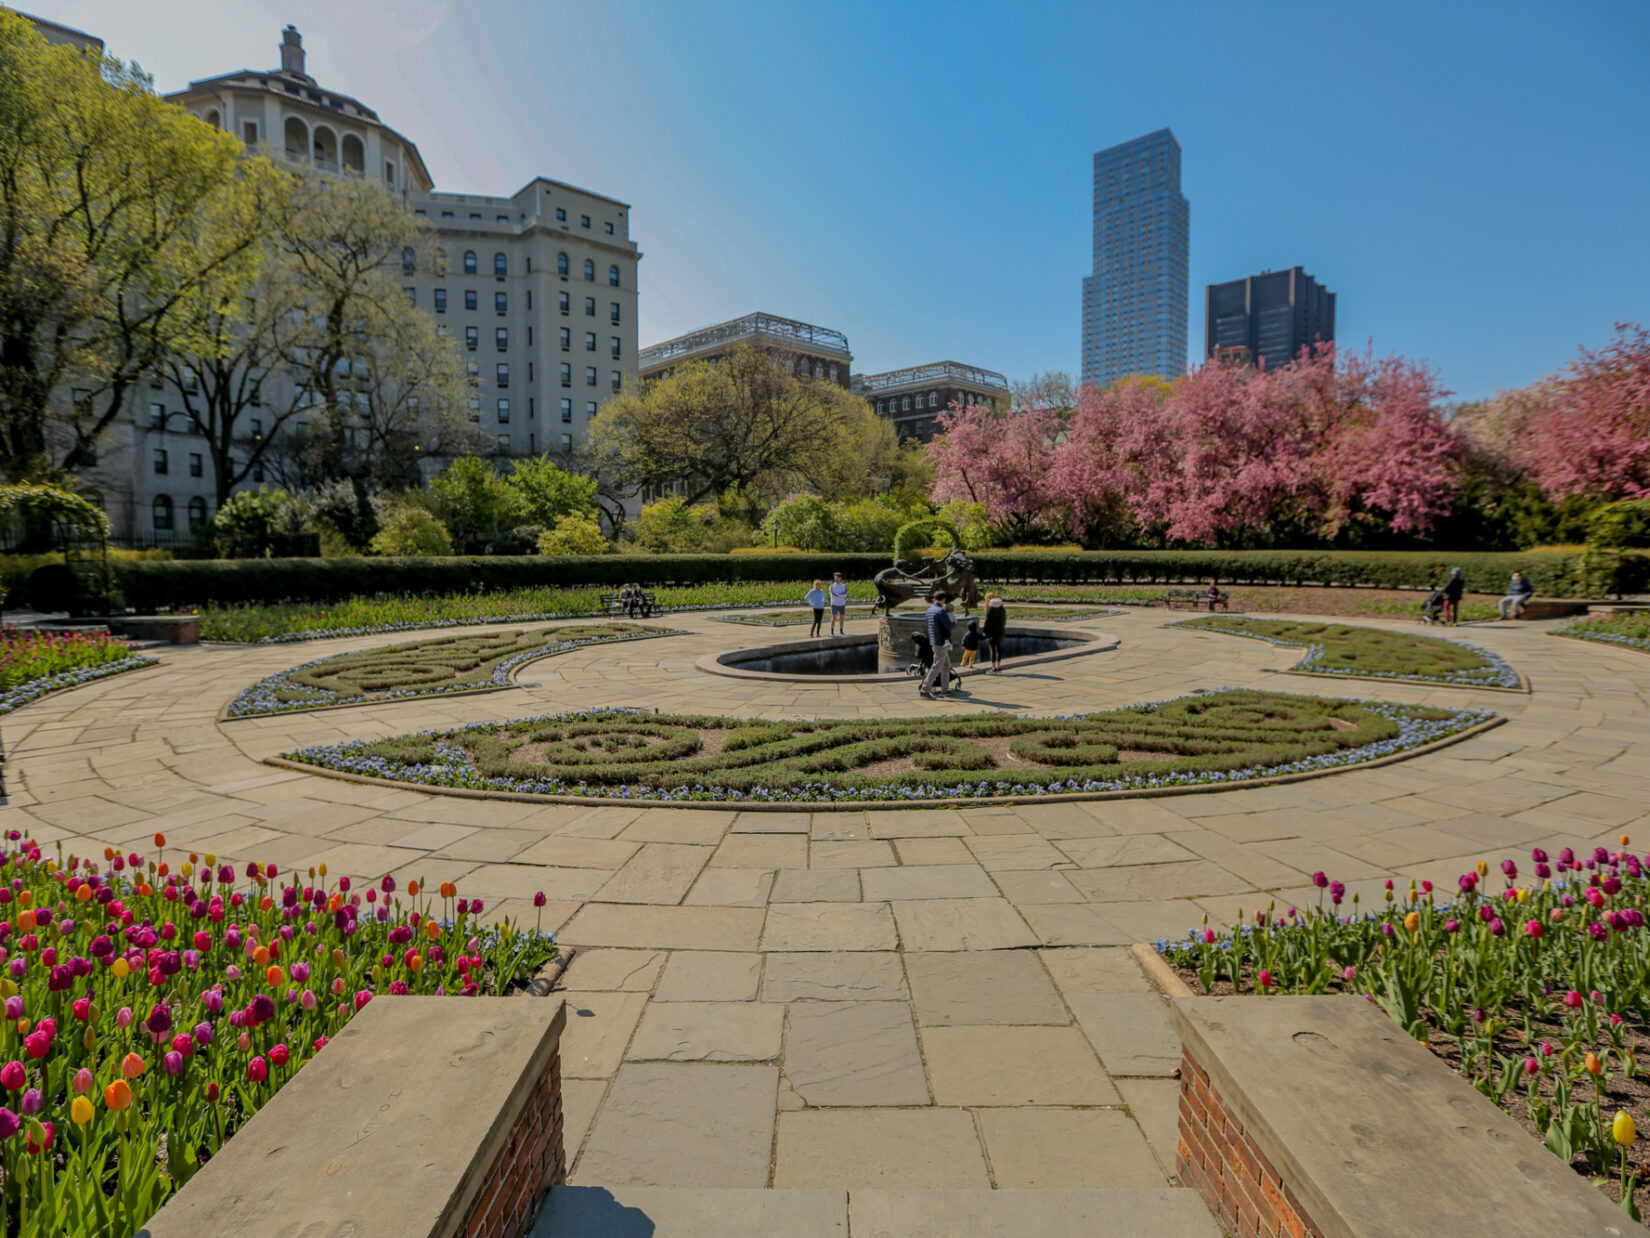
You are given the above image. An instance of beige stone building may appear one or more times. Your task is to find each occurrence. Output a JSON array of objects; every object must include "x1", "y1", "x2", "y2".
[
  {"x1": 66, "y1": 25, "x2": 640, "y2": 543},
  {"x1": 640, "y1": 313, "x2": 852, "y2": 388}
]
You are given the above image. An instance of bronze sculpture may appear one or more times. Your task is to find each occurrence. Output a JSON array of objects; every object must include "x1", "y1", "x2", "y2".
[{"x1": 872, "y1": 548, "x2": 983, "y2": 614}]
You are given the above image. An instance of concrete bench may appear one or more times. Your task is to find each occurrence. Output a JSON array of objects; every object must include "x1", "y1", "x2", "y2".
[
  {"x1": 1170, "y1": 995, "x2": 1629, "y2": 1238},
  {"x1": 142, "y1": 997, "x2": 567, "y2": 1238},
  {"x1": 1512, "y1": 599, "x2": 1589, "y2": 620}
]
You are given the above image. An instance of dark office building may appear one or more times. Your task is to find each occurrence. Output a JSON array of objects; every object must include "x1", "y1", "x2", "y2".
[{"x1": 1204, "y1": 267, "x2": 1335, "y2": 370}]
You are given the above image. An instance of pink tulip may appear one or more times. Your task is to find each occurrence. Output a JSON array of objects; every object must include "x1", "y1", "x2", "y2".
[
  {"x1": 247, "y1": 1056, "x2": 268, "y2": 1083},
  {"x1": 72, "y1": 1068, "x2": 92, "y2": 1094}
]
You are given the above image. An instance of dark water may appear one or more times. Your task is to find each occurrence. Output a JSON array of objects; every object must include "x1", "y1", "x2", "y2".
[{"x1": 725, "y1": 633, "x2": 1087, "y2": 677}]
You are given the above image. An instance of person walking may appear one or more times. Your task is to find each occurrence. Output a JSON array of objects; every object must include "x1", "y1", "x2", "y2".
[
  {"x1": 920, "y1": 591, "x2": 955, "y2": 699},
  {"x1": 1441, "y1": 567, "x2": 1465, "y2": 625},
  {"x1": 981, "y1": 592, "x2": 1007, "y2": 673},
  {"x1": 828, "y1": 571, "x2": 850, "y2": 635},
  {"x1": 804, "y1": 580, "x2": 827, "y2": 637},
  {"x1": 1497, "y1": 570, "x2": 1535, "y2": 619}
]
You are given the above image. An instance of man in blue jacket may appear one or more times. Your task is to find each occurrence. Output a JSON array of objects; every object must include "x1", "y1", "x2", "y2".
[{"x1": 920, "y1": 591, "x2": 955, "y2": 699}]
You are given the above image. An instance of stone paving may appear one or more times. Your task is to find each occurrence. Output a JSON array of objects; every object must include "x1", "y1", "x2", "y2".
[{"x1": 6, "y1": 607, "x2": 1650, "y2": 1215}]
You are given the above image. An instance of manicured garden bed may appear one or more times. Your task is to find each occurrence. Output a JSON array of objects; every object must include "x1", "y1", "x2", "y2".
[
  {"x1": 279, "y1": 689, "x2": 1492, "y2": 805},
  {"x1": 0, "y1": 833, "x2": 556, "y2": 1234},
  {"x1": 1177, "y1": 615, "x2": 1524, "y2": 689},
  {"x1": 225, "y1": 623, "x2": 680, "y2": 718},
  {"x1": 1559, "y1": 611, "x2": 1650, "y2": 656},
  {"x1": 1159, "y1": 846, "x2": 1650, "y2": 1221},
  {"x1": 711, "y1": 603, "x2": 1117, "y2": 627},
  {"x1": 0, "y1": 628, "x2": 155, "y2": 715}
]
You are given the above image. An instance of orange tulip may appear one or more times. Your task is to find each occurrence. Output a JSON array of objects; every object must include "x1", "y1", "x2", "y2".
[
  {"x1": 425, "y1": 920, "x2": 440, "y2": 940},
  {"x1": 407, "y1": 954, "x2": 424, "y2": 973},
  {"x1": 1586, "y1": 1052, "x2": 1604, "y2": 1076},
  {"x1": 102, "y1": 847, "x2": 115, "y2": 861},
  {"x1": 138, "y1": 884, "x2": 153, "y2": 897},
  {"x1": 104, "y1": 1080, "x2": 133, "y2": 1112},
  {"x1": 253, "y1": 946, "x2": 270, "y2": 967},
  {"x1": 75, "y1": 885, "x2": 92, "y2": 903},
  {"x1": 153, "y1": 833, "x2": 166, "y2": 849},
  {"x1": 17, "y1": 910, "x2": 36, "y2": 933},
  {"x1": 1403, "y1": 911, "x2": 1420, "y2": 932},
  {"x1": 331, "y1": 948, "x2": 346, "y2": 968},
  {"x1": 440, "y1": 882, "x2": 457, "y2": 900},
  {"x1": 408, "y1": 880, "x2": 420, "y2": 897},
  {"x1": 121, "y1": 1053, "x2": 145, "y2": 1079},
  {"x1": 266, "y1": 965, "x2": 284, "y2": 988}
]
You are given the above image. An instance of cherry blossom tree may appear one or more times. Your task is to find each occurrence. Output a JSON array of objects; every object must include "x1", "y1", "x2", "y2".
[{"x1": 925, "y1": 400, "x2": 1061, "y2": 540}]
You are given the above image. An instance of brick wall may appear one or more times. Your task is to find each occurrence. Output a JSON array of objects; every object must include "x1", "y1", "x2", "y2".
[
  {"x1": 458, "y1": 1041, "x2": 565, "y2": 1238},
  {"x1": 1176, "y1": 1044, "x2": 1323, "y2": 1238}
]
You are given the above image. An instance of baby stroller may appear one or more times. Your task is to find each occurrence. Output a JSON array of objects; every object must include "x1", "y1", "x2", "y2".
[
  {"x1": 1419, "y1": 588, "x2": 1446, "y2": 625},
  {"x1": 906, "y1": 633, "x2": 934, "y2": 678}
]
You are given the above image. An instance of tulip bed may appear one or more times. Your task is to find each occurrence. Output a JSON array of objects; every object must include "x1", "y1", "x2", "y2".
[
  {"x1": 281, "y1": 689, "x2": 1490, "y2": 804},
  {"x1": 0, "y1": 833, "x2": 557, "y2": 1236},
  {"x1": 1158, "y1": 847, "x2": 1650, "y2": 1221},
  {"x1": 225, "y1": 622, "x2": 680, "y2": 718},
  {"x1": 1561, "y1": 612, "x2": 1650, "y2": 656},
  {"x1": 1177, "y1": 615, "x2": 1523, "y2": 689},
  {"x1": 0, "y1": 630, "x2": 153, "y2": 717}
]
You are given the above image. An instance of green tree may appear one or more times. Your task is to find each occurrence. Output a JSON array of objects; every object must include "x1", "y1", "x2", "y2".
[
  {"x1": 760, "y1": 494, "x2": 844, "y2": 550},
  {"x1": 370, "y1": 505, "x2": 453, "y2": 556},
  {"x1": 631, "y1": 496, "x2": 713, "y2": 553},
  {"x1": 507, "y1": 456, "x2": 599, "y2": 527},
  {"x1": 211, "y1": 487, "x2": 292, "y2": 557},
  {"x1": 430, "y1": 456, "x2": 527, "y2": 552},
  {"x1": 538, "y1": 512, "x2": 609, "y2": 556},
  {"x1": 0, "y1": 12, "x2": 269, "y2": 480}
]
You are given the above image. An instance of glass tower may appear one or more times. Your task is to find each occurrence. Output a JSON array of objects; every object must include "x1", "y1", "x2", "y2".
[{"x1": 1081, "y1": 129, "x2": 1189, "y2": 388}]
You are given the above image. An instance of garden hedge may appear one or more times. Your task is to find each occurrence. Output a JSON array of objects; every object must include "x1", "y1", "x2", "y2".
[{"x1": 32, "y1": 548, "x2": 1596, "y2": 611}]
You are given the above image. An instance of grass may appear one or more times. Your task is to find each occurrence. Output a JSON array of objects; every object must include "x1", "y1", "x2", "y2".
[
  {"x1": 282, "y1": 688, "x2": 1490, "y2": 805},
  {"x1": 227, "y1": 622, "x2": 678, "y2": 717},
  {"x1": 1178, "y1": 615, "x2": 1523, "y2": 689},
  {"x1": 713, "y1": 603, "x2": 1117, "y2": 627},
  {"x1": 1559, "y1": 611, "x2": 1650, "y2": 655}
]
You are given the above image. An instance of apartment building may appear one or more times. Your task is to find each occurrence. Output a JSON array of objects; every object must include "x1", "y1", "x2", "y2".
[
  {"x1": 640, "y1": 313, "x2": 852, "y2": 387},
  {"x1": 852, "y1": 362, "x2": 1009, "y2": 443}
]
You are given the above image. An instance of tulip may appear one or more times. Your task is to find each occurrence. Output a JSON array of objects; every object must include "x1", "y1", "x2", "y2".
[
  {"x1": 1526, "y1": 920, "x2": 1543, "y2": 938},
  {"x1": 0, "y1": 1109, "x2": 16, "y2": 1140},
  {"x1": 72, "y1": 1068, "x2": 92, "y2": 1094},
  {"x1": 121, "y1": 1052, "x2": 145, "y2": 1079},
  {"x1": 1257, "y1": 970, "x2": 1273, "y2": 990},
  {"x1": 163, "y1": 1051, "x2": 184, "y2": 1077},
  {"x1": 0, "y1": 1061, "x2": 23, "y2": 1092},
  {"x1": 1524, "y1": 1057, "x2": 1539, "y2": 1075},
  {"x1": 1403, "y1": 912, "x2": 1419, "y2": 932},
  {"x1": 270, "y1": 1043, "x2": 290, "y2": 1068},
  {"x1": 1615, "y1": 1111, "x2": 1637, "y2": 1147},
  {"x1": 1586, "y1": 1052, "x2": 1604, "y2": 1076},
  {"x1": 69, "y1": 1095, "x2": 93, "y2": 1126},
  {"x1": 1565, "y1": 990, "x2": 1584, "y2": 1009},
  {"x1": 247, "y1": 1056, "x2": 268, "y2": 1083},
  {"x1": 26, "y1": 1121, "x2": 52, "y2": 1155},
  {"x1": 103, "y1": 1080, "x2": 132, "y2": 1112},
  {"x1": 19, "y1": 1089, "x2": 40, "y2": 1116}
]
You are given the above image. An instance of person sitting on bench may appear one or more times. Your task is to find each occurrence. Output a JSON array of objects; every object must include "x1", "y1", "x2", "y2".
[
  {"x1": 1205, "y1": 582, "x2": 1227, "y2": 612},
  {"x1": 1498, "y1": 571, "x2": 1535, "y2": 620}
]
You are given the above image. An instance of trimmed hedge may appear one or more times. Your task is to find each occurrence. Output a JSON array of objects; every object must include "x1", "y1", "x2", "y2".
[{"x1": 34, "y1": 548, "x2": 1592, "y2": 612}]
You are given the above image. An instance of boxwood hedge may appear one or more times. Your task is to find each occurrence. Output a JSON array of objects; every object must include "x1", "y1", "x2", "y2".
[{"x1": 35, "y1": 548, "x2": 1590, "y2": 612}]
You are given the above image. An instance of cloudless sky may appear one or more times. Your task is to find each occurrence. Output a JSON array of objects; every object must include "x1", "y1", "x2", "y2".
[{"x1": 23, "y1": 0, "x2": 1650, "y2": 401}]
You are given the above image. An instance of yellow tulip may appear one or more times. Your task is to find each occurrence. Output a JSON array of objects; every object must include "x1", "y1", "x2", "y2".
[
  {"x1": 70, "y1": 1096, "x2": 94, "y2": 1126},
  {"x1": 1515, "y1": 888, "x2": 1528, "y2": 904},
  {"x1": 1403, "y1": 911, "x2": 1420, "y2": 932},
  {"x1": 204, "y1": 852, "x2": 216, "y2": 866},
  {"x1": 112, "y1": 958, "x2": 130, "y2": 980},
  {"x1": 1476, "y1": 860, "x2": 1488, "y2": 877},
  {"x1": 1614, "y1": 1110, "x2": 1637, "y2": 1147}
]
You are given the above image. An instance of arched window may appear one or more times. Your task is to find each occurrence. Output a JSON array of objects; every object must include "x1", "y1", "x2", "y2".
[
  {"x1": 152, "y1": 495, "x2": 174, "y2": 532},
  {"x1": 187, "y1": 497, "x2": 208, "y2": 528},
  {"x1": 902, "y1": 396, "x2": 912, "y2": 412},
  {"x1": 928, "y1": 391, "x2": 939, "y2": 408},
  {"x1": 463, "y1": 251, "x2": 477, "y2": 275},
  {"x1": 205, "y1": 109, "x2": 220, "y2": 130},
  {"x1": 493, "y1": 253, "x2": 507, "y2": 277},
  {"x1": 583, "y1": 259, "x2": 594, "y2": 281},
  {"x1": 283, "y1": 116, "x2": 308, "y2": 162},
  {"x1": 608, "y1": 265, "x2": 620, "y2": 287},
  {"x1": 312, "y1": 125, "x2": 337, "y2": 169},
  {"x1": 341, "y1": 133, "x2": 364, "y2": 173},
  {"x1": 557, "y1": 252, "x2": 569, "y2": 276}
]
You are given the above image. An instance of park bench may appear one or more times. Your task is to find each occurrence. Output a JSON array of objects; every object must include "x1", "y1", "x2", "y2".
[
  {"x1": 1511, "y1": 599, "x2": 1588, "y2": 620},
  {"x1": 1163, "y1": 588, "x2": 1227, "y2": 612},
  {"x1": 600, "y1": 589, "x2": 655, "y2": 619}
]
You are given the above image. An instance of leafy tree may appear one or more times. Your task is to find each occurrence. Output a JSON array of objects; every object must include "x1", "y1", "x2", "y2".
[
  {"x1": 759, "y1": 494, "x2": 844, "y2": 551},
  {"x1": 590, "y1": 346, "x2": 890, "y2": 505},
  {"x1": 0, "y1": 13, "x2": 269, "y2": 480},
  {"x1": 538, "y1": 512, "x2": 609, "y2": 556},
  {"x1": 631, "y1": 496, "x2": 715, "y2": 553},
  {"x1": 210, "y1": 488, "x2": 294, "y2": 557},
  {"x1": 507, "y1": 456, "x2": 599, "y2": 527},
  {"x1": 1010, "y1": 370, "x2": 1077, "y2": 419},
  {"x1": 429, "y1": 456, "x2": 527, "y2": 552},
  {"x1": 369, "y1": 505, "x2": 452, "y2": 557}
]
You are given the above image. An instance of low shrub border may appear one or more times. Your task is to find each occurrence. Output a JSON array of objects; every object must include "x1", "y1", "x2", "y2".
[
  {"x1": 224, "y1": 623, "x2": 683, "y2": 718},
  {"x1": 1176, "y1": 615, "x2": 1526, "y2": 691},
  {"x1": 1558, "y1": 612, "x2": 1650, "y2": 657},
  {"x1": 275, "y1": 690, "x2": 1498, "y2": 808},
  {"x1": 1157, "y1": 845, "x2": 1650, "y2": 1220}
]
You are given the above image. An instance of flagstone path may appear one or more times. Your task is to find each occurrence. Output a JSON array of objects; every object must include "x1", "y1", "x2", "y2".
[{"x1": 6, "y1": 607, "x2": 1647, "y2": 1235}]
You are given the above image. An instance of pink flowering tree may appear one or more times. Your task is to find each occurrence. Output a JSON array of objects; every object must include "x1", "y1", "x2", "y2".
[{"x1": 926, "y1": 399, "x2": 1062, "y2": 541}]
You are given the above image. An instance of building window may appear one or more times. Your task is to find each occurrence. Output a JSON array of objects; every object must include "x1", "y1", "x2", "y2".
[
  {"x1": 442, "y1": 210, "x2": 454, "y2": 219},
  {"x1": 580, "y1": 215, "x2": 590, "y2": 228},
  {"x1": 434, "y1": 289, "x2": 447, "y2": 312},
  {"x1": 497, "y1": 399, "x2": 510, "y2": 423},
  {"x1": 491, "y1": 362, "x2": 507, "y2": 388},
  {"x1": 464, "y1": 290, "x2": 476, "y2": 311},
  {"x1": 555, "y1": 208, "x2": 566, "y2": 221},
  {"x1": 149, "y1": 403, "x2": 165, "y2": 429},
  {"x1": 252, "y1": 460, "x2": 264, "y2": 483},
  {"x1": 404, "y1": 288, "x2": 416, "y2": 305},
  {"x1": 153, "y1": 448, "x2": 168, "y2": 475},
  {"x1": 560, "y1": 328, "x2": 571, "y2": 350},
  {"x1": 902, "y1": 396, "x2": 912, "y2": 411},
  {"x1": 605, "y1": 222, "x2": 614, "y2": 235},
  {"x1": 463, "y1": 251, "x2": 477, "y2": 274},
  {"x1": 610, "y1": 336, "x2": 621, "y2": 359},
  {"x1": 187, "y1": 496, "x2": 207, "y2": 528},
  {"x1": 584, "y1": 297, "x2": 595, "y2": 317},
  {"x1": 242, "y1": 121, "x2": 258, "y2": 146},
  {"x1": 928, "y1": 390, "x2": 938, "y2": 407},
  {"x1": 181, "y1": 367, "x2": 198, "y2": 394},
  {"x1": 465, "y1": 327, "x2": 478, "y2": 351},
  {"x1": 188, "y1": 452, "x2": 203, "y2": 477},
  {"x1": 497, "y1": 214, "x2": 509, "y2": 223},
  {"x1": 497, "y1": 434, "x2": 510, "y2": 453},
  {"x1": 611, "y1": 371, "x2": 621, "y2": 392},
  {"x1": 528, "y1": 361, "x2": 534, "y2": 382},
  {"x1": 493, "y1": 253, "x2": 507, "y2": 277},
  {"x1": 560, "y1": 399, "x2": 572, "y2": 423},
  {"x1": 585, "y1": 332, "x2": 596, "y2": 352},
  {"x1": 401, "y1": 247, "x2": 415, "y2": 274},
  {"x1": 495, "y1": 291, "x2": 507, "y2": 313},
  {"x1": 496, "y1": 328, "x2": 508, "y2": 351},
  {"x1": 152, "y1": 495, "x2": 174, "y2": 531},
  {"x1": 557, "y1": 252, "x2": 569, "y2": 276},
  {"x1": 559, "y1": 292, "x2": 571, "y2": 314},
  {"x1": 529, "y1": 432, "x2": 536, "y2": 452},
  {"x1": 528, "y1": 398, "x2": 534, "y2": 419},
  {"x1": 561, "y1": 433, "x2": 572, "y2": 451},
  {"x1": 584, "y1": 367, "x2": 596, "y2": 387},
  {"x1": 829, "y1": 364, "x2": 839, "y2": 382},
  {"x1": 468, "y1": 362, "x2": 480, "y2": 383},
  {"x1": 608, "y1": 265, "x2": 620, "y2": 287},
  {"x1": 560, "y1": 364, "x2": 571, "y2": 387},
  {"x1": 470, "y1": 212, "x2": 480, "y2": 221},
  {"x1": 610, "y1": 302, "x2": 620, "y2": 324},
  {"x1": 583, "y1": 259, "x2": 594, "y2": 281},
  {"x1": 585, "y1": 402, "x2": 597, "y2": 417},
  {"x1": 468, "y1": 398, "x2": 481, "y2": 421}
]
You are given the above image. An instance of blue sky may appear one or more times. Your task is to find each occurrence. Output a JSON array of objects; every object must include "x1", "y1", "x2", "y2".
[{"x1": 28, "y1": 0, "x2": 1650, "y2": 401}]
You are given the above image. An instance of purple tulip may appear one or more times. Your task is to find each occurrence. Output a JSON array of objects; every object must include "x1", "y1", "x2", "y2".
[
  {"x1": 0, "y1": 1109, "x2": 17, "y2": 1140},
  {"x1": 1312, "y1": 872, "x2": 1329, "y2": 889},
  {"x1": 18, "y1": 1089, "x2": 40, "y2": 1116},
  {"x1": 163, "y1": 1051, "x2": 184, "y2": 1077}
]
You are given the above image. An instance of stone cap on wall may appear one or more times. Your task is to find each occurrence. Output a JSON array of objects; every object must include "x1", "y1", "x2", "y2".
[
  {"x1": 1169, "y1": 995, "x2": 1631, "y2": 1238},
  {"x1": 141, "y1": 996, "x2": 567, "y2": 1238}
]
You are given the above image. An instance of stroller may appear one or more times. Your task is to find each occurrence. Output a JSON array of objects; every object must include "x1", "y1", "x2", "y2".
[
  {"x1": 1419, "y1": 588, "x2": 1446, "y2": 625},
  {"x1": 906, "y1": 633, "x2": 934, "y2": 678}
]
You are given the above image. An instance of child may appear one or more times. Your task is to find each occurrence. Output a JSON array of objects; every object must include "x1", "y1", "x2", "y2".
[
  {"x1": 960, "y1": 617, "x2": 981, "y2": 667},
  {"x1": 804, "y1": 580, "x2": 827, "y2": 637}
]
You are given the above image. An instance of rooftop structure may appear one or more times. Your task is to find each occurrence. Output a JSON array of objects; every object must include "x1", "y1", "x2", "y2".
[
  {"x1": 852, "y1": 360, "x2": 1009, "y2": 443},
  {"x1": 640, "y1": 312, "x2": 851, "y2": 387}
]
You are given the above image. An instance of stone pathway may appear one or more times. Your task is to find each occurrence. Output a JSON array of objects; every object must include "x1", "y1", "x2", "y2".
[{"x1": 7, "y1": 608, "x2": 1649, "y2": 1234}]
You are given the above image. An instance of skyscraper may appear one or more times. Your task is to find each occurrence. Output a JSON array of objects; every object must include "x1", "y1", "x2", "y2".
[
  {"x1": 1081, "y1": 129, "x2": 1189, "y2": 388},
  {"x1": 1205, "y1": 267, "x2": 1336, "y2": 370}
]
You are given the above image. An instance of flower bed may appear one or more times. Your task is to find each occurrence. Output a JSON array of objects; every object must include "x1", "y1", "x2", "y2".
[
  {"x1": 1158, "y1": 847, "x2": 1650, "y2": 1221},
  {"x1": 1559, "y1": 612, "x2": 1650, "y2": 656},
  {"x1": 225, "y1": 623, "x2": 681, "y2": 718},
  {"x1": 0, "y1": 629, "x2": 155, "y2": 716},
  {"x1": 0, "y1": 833, "x2": 556, "y2": 1235},
  {"x1": 279, "y1": 689, "x2": 1492, "y2": 805},
  {"x1": 711, "y1": 603, "x2": 1117, "y2": 627},
  {"x1": 1177, "y1": 615, "x2": 1523, "y2": 689}
]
